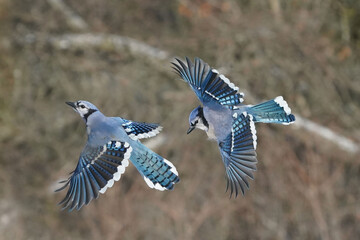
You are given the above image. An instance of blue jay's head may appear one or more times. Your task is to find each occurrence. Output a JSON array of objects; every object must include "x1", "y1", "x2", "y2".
[
  {"x1": 66, "y1": 100, "x2": 99, "y2": 122},
  {"x1": 187, "y1": 106, "x2": 209, "y2": 134}
]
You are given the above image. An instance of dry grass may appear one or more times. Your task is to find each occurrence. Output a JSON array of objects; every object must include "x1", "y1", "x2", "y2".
[{"x1": 0, "y1": 0, "x2": 359, "y2": 239}]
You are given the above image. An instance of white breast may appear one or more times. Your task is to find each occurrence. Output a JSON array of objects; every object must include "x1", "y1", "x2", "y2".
[{"x1": 206, "y1": 124, "x2": 217, "y2": 140}]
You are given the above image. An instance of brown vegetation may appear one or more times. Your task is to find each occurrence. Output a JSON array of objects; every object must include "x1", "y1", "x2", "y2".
[{"x1": 0, "y1": 0, "x2": 359, "y2": 239}]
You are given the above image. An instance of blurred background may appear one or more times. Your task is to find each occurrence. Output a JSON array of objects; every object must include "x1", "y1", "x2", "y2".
[{"x1": 0, "y1": 0, "x2": 359, "y2": 239}]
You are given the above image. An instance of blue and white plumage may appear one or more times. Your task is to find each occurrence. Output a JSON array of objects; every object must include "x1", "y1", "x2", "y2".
[
  {"x1": 172, "y1": 57, "x2": 295, "y2": 197},
  {"x1": 56, "y1": 101, "x2": 179, "y2": 211}
]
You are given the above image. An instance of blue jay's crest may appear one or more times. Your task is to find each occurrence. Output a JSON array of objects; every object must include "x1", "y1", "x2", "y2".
[
  {"x1": 189, "y1": 106, "x2": 200, "y2": 121},
  {"x1": 172, "y1": 57, "x2": 244, "y2": 109},
  {"x1": 189, "y1": 106, "x2": 203, "y2": 125},
  {"x1": 219, "y1": 112, "x2": 257, "y2": 197},
  {"x1": 249, "y1": 96, "x2": 295, "y2": 124},
  {"x1": 122, "y1": 120, "x2": 163, "y2": 140},
  {"x1": 56, "y1": 141, "x2": 132, "y2": 211}
]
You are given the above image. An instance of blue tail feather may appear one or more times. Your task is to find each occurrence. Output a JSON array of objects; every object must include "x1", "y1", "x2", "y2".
[
  {"x1": 131, "y1": 148, "x2": 179, "y2": 191},
  {"x1": 249, "y1": 96, "x2": 295, "y2": 125}
]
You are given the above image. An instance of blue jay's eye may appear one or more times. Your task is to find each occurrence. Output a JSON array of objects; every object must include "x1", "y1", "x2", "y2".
[{"x1": 80, "y1": 104, "x2": 85, "y2": 109}]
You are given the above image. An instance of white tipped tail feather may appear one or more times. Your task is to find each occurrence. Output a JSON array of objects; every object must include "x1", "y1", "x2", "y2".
[{"x1": 274, "y1": 96, "x2": 291, "y2": 115}]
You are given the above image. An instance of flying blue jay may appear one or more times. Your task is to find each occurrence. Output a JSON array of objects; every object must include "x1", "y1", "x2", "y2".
[
  {"x1": 172, "y1": 57, "x2": 295, "y2": 197},
  {"x1": 56, "y1": 101, "x2": 179, "y2": 211}
]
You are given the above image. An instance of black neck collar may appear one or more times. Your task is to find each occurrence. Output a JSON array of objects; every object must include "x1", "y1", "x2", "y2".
[
  {"x1": 84, "y1": 109, "x2": 97, "y2": 122},
  {"x1": 198, "y1": 107, "x2": 209, "y2": 128}
]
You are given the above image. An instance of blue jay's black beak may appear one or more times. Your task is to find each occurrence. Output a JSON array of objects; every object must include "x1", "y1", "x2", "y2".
[
  {"x1": 66, "y1": 101, "x2": 77, "y2": 109},
  {"x1": 187, "y1": 126, "x2": 195, "y2": 134}
]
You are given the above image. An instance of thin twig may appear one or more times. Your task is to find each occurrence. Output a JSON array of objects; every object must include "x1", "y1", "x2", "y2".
[{"x1": 47, "y1": 0, "x2": 88, "y2": 31}]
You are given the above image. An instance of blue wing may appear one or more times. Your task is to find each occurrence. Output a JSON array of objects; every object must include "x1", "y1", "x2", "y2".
[
  {"x1": 56, "y1": 141, "x2": 132, "y2": 211},
  {"x1": 172, "y1": 57, "x2": 244, "y2": 109},
  {"x1": 219, "y1": 112, "x2": 258, "y2": 197},
  {"x1": 121, "y1": 120, "x2": 162, "y2": 141}
]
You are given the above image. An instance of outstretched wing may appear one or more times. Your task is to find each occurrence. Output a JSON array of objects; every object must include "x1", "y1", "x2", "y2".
[
  {"x1": 172, "y1": 57, "x2": 244, "y2": 109},
  {"x1": 56, "y1": 141, "x2": 132, "y2": 211},
  {"x1": 122, "y1": 120, "x2": 162, "y2": 141},
  {"x1": 219, "y1": 112, "x2": 258, "y2": 197}
]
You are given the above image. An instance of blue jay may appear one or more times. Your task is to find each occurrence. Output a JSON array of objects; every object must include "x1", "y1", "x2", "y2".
[
  {"x1": 172, "y1": 57, "x2": 295, "y2": 197},
  {"x1": 56, "y1": 101, "x2": 179, "y2": 211}
]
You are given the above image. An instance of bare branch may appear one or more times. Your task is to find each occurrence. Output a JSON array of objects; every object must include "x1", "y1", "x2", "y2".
[
  {"x1": 47, "y1": 0, "x2": 88, "y2": 31},
  {"x1": 294, "y1": 115, "x2": 359, "y2": 154},
  {"x1": 47, "y1": 33, "x2": 170, "y2": 60}
]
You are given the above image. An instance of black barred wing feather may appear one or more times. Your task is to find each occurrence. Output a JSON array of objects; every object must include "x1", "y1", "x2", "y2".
[
  {"x1": 172, "y1": 57, "x2": 244, "y2": 109},
  {"x1": 56, "y1": 141, "x2": 132, "y2": 211},
  {"x1": 122, "y1": 120, "x2": 162, "y2": 141},
  {"x1": 219, "y1": 112, "x2": 258, "y2": 197}
]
